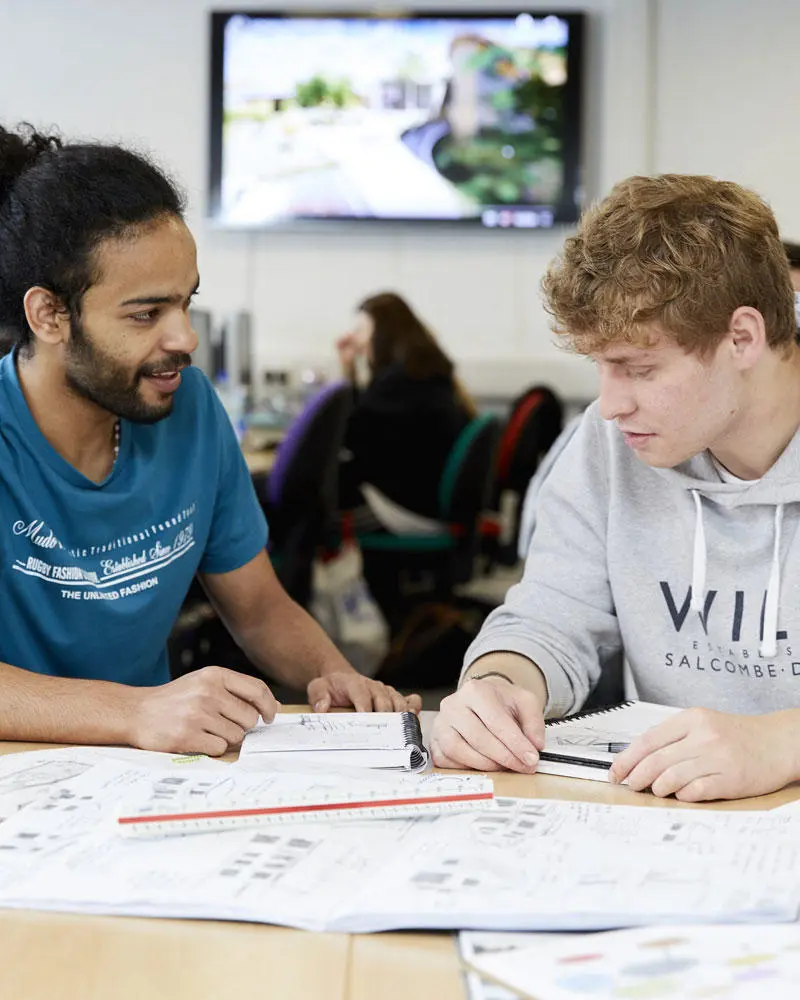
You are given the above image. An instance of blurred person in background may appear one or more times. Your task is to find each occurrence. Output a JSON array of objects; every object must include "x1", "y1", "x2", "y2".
[{"x1": 336, "y1": 291, "x2": 476, "y2": 519}]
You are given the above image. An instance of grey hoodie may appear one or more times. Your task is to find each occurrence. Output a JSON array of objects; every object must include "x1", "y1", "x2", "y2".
[{"x1": 464, "y1": 402, "x2": 800, "y2": 718}]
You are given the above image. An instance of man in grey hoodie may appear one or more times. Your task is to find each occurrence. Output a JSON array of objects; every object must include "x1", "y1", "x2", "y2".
[{"x1": 432, "y1": 174, "x2": 800, "y2": 802}]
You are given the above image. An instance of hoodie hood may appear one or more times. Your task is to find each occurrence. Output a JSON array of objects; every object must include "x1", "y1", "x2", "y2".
[{"x1": 656, "y1": 430, "x2": 800, "y2": 508}]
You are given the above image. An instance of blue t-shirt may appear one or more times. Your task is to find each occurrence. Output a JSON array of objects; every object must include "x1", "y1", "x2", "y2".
[{"x1": 0, "y1": 353, "x2": 268, "y2": 686}]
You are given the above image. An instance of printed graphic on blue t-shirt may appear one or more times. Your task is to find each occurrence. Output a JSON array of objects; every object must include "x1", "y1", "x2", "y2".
[{"x1": 0, "y1": 354, "x2": 268, "y2": 686}]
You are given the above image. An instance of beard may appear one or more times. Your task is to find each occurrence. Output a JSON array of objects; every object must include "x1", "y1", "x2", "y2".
[{"x1": 65, "y1": 315, "x2": 192, "y2": 424}]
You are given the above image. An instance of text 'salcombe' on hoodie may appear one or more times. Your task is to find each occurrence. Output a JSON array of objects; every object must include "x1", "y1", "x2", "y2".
[{"x1": 464, "y1": 401, "x2": 800, "y2": 718}]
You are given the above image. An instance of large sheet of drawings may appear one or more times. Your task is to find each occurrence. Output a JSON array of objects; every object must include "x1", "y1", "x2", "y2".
[{"x1": 0, "y1": 749, "x2": 798, "y2": 933}]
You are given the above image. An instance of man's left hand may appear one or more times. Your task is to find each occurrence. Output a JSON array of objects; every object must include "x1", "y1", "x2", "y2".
[
  {"x1": 609, "y1": 707, "x2": 799, "y2": 802},
  {"x1": 307, "y1": 671, "x2": 422, "y2": 714}
]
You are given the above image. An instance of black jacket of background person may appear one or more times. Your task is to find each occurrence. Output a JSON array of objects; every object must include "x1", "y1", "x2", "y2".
[{"x1": 339, "y1": 364, "x2": 471, "y2": 518}]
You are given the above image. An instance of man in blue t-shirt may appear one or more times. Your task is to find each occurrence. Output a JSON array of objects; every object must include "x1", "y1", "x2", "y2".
[{"x1": 0, "y1": 124, "x2": 419, "y2": 755}]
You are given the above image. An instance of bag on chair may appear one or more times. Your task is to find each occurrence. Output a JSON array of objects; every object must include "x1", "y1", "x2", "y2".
[{"x1": 310, "y1": 542, "x2": 389, "y2": 675}]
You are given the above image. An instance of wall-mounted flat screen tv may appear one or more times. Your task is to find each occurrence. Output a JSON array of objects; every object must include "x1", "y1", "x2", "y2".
[{"x1": 209, "y1": 10, "x2": 585, "y2": 228}]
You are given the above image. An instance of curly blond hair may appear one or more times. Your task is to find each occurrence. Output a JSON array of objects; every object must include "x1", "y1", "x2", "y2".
[{"x1": 542, "y1": 174, "x2": 796, "y2": 356}]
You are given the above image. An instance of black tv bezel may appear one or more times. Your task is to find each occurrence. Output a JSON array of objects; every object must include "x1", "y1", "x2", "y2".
[{"x1": 208, "y1": 8, "x2": 586, "y2": 228}]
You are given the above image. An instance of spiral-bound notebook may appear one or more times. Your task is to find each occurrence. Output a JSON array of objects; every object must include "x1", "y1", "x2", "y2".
[
  {"x1": 538, "y1": 701, "x2": 681, "y2": 782},
  {"x1": 237, "y1": 712, "x2": 429, "y2": 771}
]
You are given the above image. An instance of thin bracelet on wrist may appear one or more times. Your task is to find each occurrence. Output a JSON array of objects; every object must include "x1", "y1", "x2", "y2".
[{"x1": 469, "y1": 670, "x2": 514, "y2": 684}]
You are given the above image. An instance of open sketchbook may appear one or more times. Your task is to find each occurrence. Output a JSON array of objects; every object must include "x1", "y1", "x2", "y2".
[
  {"x1": 238, "y1": 711, "x2": 428, "y2": 771},
  {"x1": 462, "y1": 925, "x2": 800, "y2": 1000},
  {"x1": 538, "y1": 701, "x2": 681, "y2": 782},
  {"x1": 0, "y1": 749, "x2": 799, "y2": 933}
]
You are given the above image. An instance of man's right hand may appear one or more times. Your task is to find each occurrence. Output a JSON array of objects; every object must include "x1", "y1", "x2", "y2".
[
  {"x1": 431, "y1": 677, "x2": 545, "y2": 772},
  {"x1": 127, "y1": 666, "x2": 279, "y2": 756}
]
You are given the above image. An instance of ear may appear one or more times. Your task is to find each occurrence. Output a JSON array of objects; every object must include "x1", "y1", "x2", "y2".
[
  {"x1": 726, "y1": 306, "x2": 767, "y2": 372},
  {"x1": 23, "y1": 286, "x2": 70, "y2": 347}
]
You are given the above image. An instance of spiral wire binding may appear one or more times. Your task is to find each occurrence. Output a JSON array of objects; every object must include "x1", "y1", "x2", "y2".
[
  {"x1": 402, "y1": 712, "x2": 426, "y2": 768},
  {"x1": 545, "y1": 700, "x2": 634, "y2": 728}
]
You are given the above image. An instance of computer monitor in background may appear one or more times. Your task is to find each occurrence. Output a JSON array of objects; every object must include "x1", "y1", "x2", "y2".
[
  {"x1": 188, "y1": 308, "x2": 214, "y2": 378},
  {"x1": 189, "y1": 308, "x2": 254, "y2": 389},
  {"x1": 221, "y1": 310, "x2": 254, "y2": 390}
]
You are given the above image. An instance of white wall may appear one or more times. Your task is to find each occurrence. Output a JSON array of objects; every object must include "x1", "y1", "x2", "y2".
[
  {"x1": 1, "y1": 0, "x2": 797, "y2": 401},
  {"x1": 654, "y1": 0, "x2": 800, "y2": 237}
]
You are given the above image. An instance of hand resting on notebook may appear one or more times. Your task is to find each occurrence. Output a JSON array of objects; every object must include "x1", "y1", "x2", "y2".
[
  {"x1": 609, "y1": 706, "x2": 800, "y2": 802},
  {"x1": 432, "y1": 655, "x2": 546, "y2": 772},
  {"x1": 435, "y1": 654, "x2": 800, "y2": 801},
  {"x1": 130, "y1": 666, "x2": 279, "y2": 756},
  {"x1": 130, "y1": 669, "x2": 420, "y2": 757},
  {"x1": 307, "y1": 672, "x2": 421, "y2": 715}
]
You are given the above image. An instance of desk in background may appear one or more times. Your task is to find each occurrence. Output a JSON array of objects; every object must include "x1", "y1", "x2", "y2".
[
  {"x1": 242, "y1": 447, "x2": 276, "y2": 476},
  {"x1": 241, "y1": 424, "x2": 284, "y2": 478},
  {"x1": 0, "y1": 728, "x2": 797, "y2": 1000}
]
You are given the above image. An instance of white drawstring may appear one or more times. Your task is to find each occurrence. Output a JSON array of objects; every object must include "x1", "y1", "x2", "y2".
[
  {"x1": 692, "y1": 493, "x2": 784, "y2": 655},
  {"x1": 692, "y1": 492, "x2": 785, "y2": 655},
  {"x1": 690, "y1": 491, "x2": 706, "y2": 613},
  {"x1": 759, "y1": 504, "x2": 784, "y2": 658}
]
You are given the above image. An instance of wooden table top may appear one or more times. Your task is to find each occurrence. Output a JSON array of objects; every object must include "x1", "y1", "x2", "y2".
[{"x1": 0, "y1": 721, "x2": 796, "y2": 1000}]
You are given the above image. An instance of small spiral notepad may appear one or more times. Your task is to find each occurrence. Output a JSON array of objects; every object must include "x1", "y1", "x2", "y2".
[
  {"x1": 538, "y1": 701, "x2": 681, "y2": 782},
  {"x1": 237, "y1": 711, "x2": 429, "y2": 771}
]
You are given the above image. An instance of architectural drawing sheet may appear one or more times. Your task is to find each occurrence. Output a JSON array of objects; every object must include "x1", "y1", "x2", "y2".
[
  {"x1": 0, "y1": 751, "x2": 799, "y2": 932},
  {"x1": 336, "y1": 798, "x2": 800, "y2": 932},
  {"x1": 0, "y1": 746, "x2": 225, "y2": 824}
]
